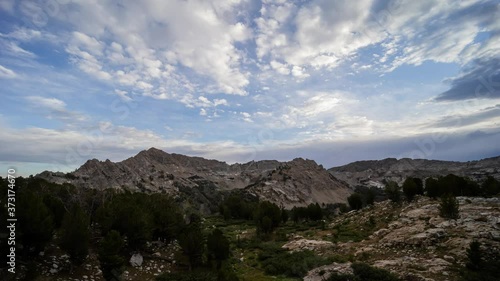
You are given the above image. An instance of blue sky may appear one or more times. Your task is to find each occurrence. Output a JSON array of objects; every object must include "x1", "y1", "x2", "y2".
[{"x1": 1, "y1": 0, "x2": 500, "y2": 176}]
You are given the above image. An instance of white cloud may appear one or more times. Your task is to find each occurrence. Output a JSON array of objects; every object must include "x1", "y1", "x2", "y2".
[
  {"x1": 0, "y1": 65, "x2": 17, "y2": 78},
  {"x1": 55, "y1": 0, "x2": 252, "y2": 96},
  {"x1": 25, "y1": 96, "x2": 88, "y2": 124}
]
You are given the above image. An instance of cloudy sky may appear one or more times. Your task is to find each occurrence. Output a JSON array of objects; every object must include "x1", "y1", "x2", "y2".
[{"x1": 1, "y1": 0, "x2": 500, "y2": 176}]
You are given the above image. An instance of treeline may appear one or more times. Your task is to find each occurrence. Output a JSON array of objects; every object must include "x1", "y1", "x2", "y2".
[
  {"x1": 219, "y1": 193, "x2": 325, "y2": 235},
  {"x1": 0, "y1": 177, "x2": 237, "y2": 280},
  {"x1": 347, "y1": 174, "x2": 500, "y2": 210}
]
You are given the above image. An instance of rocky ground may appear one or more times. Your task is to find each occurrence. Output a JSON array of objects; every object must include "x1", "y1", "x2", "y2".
[{"x1": 298, "y1": 196, "x2": 500, "y2": 281}]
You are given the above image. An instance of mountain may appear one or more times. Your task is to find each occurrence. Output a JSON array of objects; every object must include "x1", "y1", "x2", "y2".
[
  {"x1": 36, "y1": 147, "x2": 351, "y2": 209},
  {"x1": 245, "y1": 158, "x2": 351, "y2": 208},
  {"x1": 328, "y1": 156, "x2": 500, "y2": 189}
]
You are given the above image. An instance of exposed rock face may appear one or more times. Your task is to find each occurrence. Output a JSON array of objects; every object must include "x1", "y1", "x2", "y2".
[
  {"x1": 36, "y1": 148, "x2": 351, "y2": 209},
  {"x1": 302, "y1": 196, "x2": 500, "y2": 280},
  {"x1": 329, "y1": 156, "x2": 500, "y2": 188},
  {"x1": 244, "y1": 158, "x2": 352, "y2": 208},
  {"x1": 282, "y1": 238, "x2": 334, "y2": 253}
]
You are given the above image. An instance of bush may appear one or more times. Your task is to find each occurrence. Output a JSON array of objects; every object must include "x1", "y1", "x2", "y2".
[
  {"x1": 347, "y1": 193, "x2": 363, "y2": 210},
  {"x1": 259, "y1": 249, "x2": 329, "y2": 278},
  {"x1": 439, "y1": 194, "x2": 460, "y2": 220}
]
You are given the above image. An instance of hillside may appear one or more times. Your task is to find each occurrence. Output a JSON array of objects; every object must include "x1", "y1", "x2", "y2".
[{"x1": 329, "y1": 157, "x2": 500, "y2": 189}]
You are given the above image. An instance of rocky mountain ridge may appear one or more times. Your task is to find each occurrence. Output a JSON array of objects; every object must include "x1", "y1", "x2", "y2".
[
  {"x1": 329, "y1": 156, "x2": 500, "y2": 189},
  {"x1": 36, "y1": 148, "x2": 351, "y2": 209}
]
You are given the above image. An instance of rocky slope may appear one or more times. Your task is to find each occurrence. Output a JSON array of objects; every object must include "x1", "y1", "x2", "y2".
[
  {"x1": 293, "y1": 196, "x2": 500, "y2": 281},
  {"x1": 36, "y1": 148, "x2": 351, "y2": 209},
  {"x1": 329, "y1": 156, "x2": 500, "y2": 189},
  {"x1": 244, "y1": 158, "x2": 351, "y2": 208}
]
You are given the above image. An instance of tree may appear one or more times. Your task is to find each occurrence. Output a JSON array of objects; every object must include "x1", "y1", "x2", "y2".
[
  {"x1": 439, "y1": 194, "x2": 459, "y2": 220},
  {"x1": 365, "y1": 189, "x2": 375, "y2": 206},
  {"x1": 99, "y1": 230, "x2": 125, "y2": 281},
  {"x1": 254, "y1": 201, "x2": 282, "y2": 235},
  {"x1": 466, "y1": 240, "x2": 482, "y2": 270},
  {"x1": 207, "y1": 228, "x2": 230, "y2": 269},
  {"x1": 179, "y1": 220, "x2": 205, "y2": 270},
  {"x1": 60, "y1": 204, "x2": 90, "y2": 265},
  {"x1": 482, "y1": 176, "x2": 500, "y2": 197},
  {"x1": 384, "y1": 181, "x2": 401, "y2": 203},
  {"x1": 281, "y1": 207, "x2": 289, "y2": 223},
  {"x1": 425, "y1": 178, "x2": 439, "y2": 198},
  {"x1": 17, "y1": 190, "x2": 54, "y2": 255},
  {"x1": 347, "y1": 193, "x2": 363, "y2": 210},
  {"x1": 307, "y1": 203, "x2": 323, "y2": 221},
  {"x1": 402, "y1": 178, "x2": 418, "y2": 202}
]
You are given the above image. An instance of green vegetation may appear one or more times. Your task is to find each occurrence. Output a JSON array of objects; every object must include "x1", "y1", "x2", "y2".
[
  {"x1": 347, "y1": 193, "x2": 363, "y2": 210},
  {"x1": 99, "y1": 230, "x2": 125, "y2": 281},
  {"x1": 1, "y1": 173, "x2": 498, "y2": 280},
  {"x1": 258, "y1": 244, "x2": 329, "y2": 278},
  {"x1": 384, "y1": 181, "x2": 401, "y2": 204},
  {"x1": 60, "y1": 204, "x2": 90, "y2": 265},
  {"x1": 439, "y1": 194, "x2": 460, "y2": 219}
]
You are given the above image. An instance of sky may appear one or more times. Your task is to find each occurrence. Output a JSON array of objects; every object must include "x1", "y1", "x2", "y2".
[{"x1": 1, "y1": 0, "x2": 500, "y2": 177}]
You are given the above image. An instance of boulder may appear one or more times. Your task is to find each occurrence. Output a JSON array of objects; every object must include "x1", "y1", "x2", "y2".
[{"x1": 130, "y1": 253, "x2": 143, "y2": 267}]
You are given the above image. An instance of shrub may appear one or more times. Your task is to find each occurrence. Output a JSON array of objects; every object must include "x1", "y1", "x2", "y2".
[
  {"x1": 259, "y1": 249, "x2": 329, "y2": 278},
  {"x1": 439, "y1": 194, "x2": 460, "y2": 220},
  {"x1": 425, "y1": 178, "x2": 440, "y2": 198}
]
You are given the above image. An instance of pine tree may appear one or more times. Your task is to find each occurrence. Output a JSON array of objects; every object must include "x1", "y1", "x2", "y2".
[
  {"x1": 99, "y1": 230, "x2": 125, "y2": 281},
  {"x1": 207, "y1": 228, "x2": 230, "y2": 269},
  {"x1": 60, "y1": 204, "x2": 90, "y2": 265}
]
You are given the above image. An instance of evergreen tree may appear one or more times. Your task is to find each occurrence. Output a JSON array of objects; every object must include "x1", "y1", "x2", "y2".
[
  {"x1": 402, "y1": 178, "x2": 418, "y2": 202},
  {"x1": 179, "y1": 219, "x2": 205, "y2": 270},
  {"x1": 17, "y1": 190, "x2": 54, "y2": 255},
  {"x1": 425, "y1": 177, "x2": 440, "y2": 198},
  {"x1": 207, "y1": 228, "x2": 230, "y2": 269},
  {"x1": 466, "y1": 240, "x2": 482, "y2": 270},
  {"x1": 365, "y1": 189, "x2": 375, "y2": 206},
  {"x1": 439, "y1": 194, "x2": 460, "y2": 220},
  {"x1": 99, "y1": 230, "x2": 125, "y2": 281},
  {"x1": 254, "y1": 201, "x2": 282, "y2": 235},
  {"x1": 60, "y1": 204, "x2": 90, "y2": 265},
  {"x1": 347, "y1": 193, "x2": 363, "y2": 210},
  {"x1": 384, "y1": 181, "x2": 401, "y2": 204},
  {"x1": 482, "y1": 176, "x2": 500, "y2": 197}
]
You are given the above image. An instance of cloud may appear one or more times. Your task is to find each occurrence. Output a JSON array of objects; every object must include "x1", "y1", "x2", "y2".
[
  {"x1": 0, "y1": 64, "x2": 17, "y2": 78},
  {"x1": 54, "y1": 0, "x2": 252, "y2": 96},
  {"x1": 25, "y1": 96, "x2": 88, "y2": 124},
  {"x1": 436, "y1": 58, "x2": 500, "y2": 101}
]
